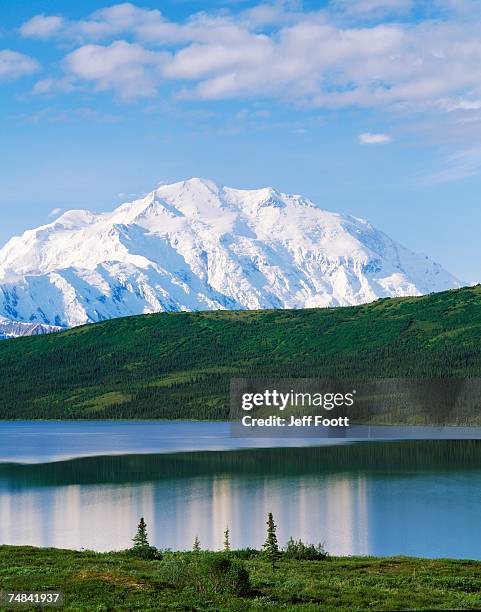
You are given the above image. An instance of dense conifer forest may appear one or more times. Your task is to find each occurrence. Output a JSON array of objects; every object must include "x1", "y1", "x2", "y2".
[{"x1": 1, "y1": 285, "x2": 481, "y2": 419}]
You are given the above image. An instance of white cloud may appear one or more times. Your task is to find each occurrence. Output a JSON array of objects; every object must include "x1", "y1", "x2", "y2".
[
  {"x1": 20, "y1": 15, "x2": 65, "y2": 39},
  {"x1": 0, "y1": 50, "x2": 39, "y2": 80},
  {"x1": 48, "y1": 207, "x2": 62, "y2": 217},
  {"x1": 63, "y1": 40, "x2": 166, "y2": 99},
  {"x1": 359, "y1": 132, "x2": 393, "y2": 144},
  {"x1": 13, "y1": 2, "x2": 481, "y2": 116},
  {"x1": 438, "y1": 98, "x2": 481, "y2": 112},
  {"x1": 20, "y1": 3, "x2": 176, "y2": 43},
  {"x1": 421, "y1": 147, "x2": 481, "y2": 183},
  {"x1": 329, "y1": 0, "x2": 413, "y2": 18},
  {"x1": 31, "y1": 77, "x2": 76, "y2": 96},
  {"x1": 21, "y1": 106, "x2": 121, "y2": 125},
  {"x1": 117, "y1": 192, "x2": 138, "y2": 199}
]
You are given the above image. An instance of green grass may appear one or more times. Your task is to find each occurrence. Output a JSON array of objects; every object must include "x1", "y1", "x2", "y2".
[
  {"x1": 3, "y1": 285, "x2": 481, "y2": 419},
  {"x1": 1, "y1": 546, "x2": 481, "y2": 611}
]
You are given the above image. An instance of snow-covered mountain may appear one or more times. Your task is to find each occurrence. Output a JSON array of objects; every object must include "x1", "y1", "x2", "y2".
[
  {"x1": 0, "y1": 316, "x2": 61, "y2": 340},
  {"x1": 0, "y1": 178, "x2": 462, "y2": 330}
]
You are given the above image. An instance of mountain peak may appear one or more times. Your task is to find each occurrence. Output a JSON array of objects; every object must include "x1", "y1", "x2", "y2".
[
  {"x1": 0, "y1": 316, "x2": 62, "y2": 340},
  {"x1": 162, "y1": 177, "x2": 219, "y2": 191},
  {"x1": 154, "y1": 177, "x2": 220, "y2": 202},
  {"x1": 0, "y1": 178, "x2": 463, "y2": 329}
]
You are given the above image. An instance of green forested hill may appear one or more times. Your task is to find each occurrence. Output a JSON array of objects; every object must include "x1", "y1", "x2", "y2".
[{"x1": 2, "y1": 285, "x2": 481, "y2": 419}]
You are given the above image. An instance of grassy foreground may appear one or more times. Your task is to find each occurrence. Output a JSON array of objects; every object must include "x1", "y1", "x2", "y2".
[
  {"x1": 2, "y1": 285, "x2": 481, "y2": 419},
  {"x1": 1, "y1": 546, "x2": 481, "y2": 611}
]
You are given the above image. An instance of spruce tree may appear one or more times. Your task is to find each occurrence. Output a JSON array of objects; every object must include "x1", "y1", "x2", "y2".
[
  {"x1": 224, "y1": 526, "x2": 230, "y2": 552},
  {"x1": 132, "y1": 517, "x2": 149, "y2": 550},
  {"x1": 193, "y1": 535, "x2": 201, "y2": 552},
  {"x1": 263, "y1": 512, "x2": 280, "y2": 568}
]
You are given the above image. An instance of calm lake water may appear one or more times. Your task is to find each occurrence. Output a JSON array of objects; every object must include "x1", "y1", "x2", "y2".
[{"x1": 1, "y1": 421, "x2": 481, "y2": 558}]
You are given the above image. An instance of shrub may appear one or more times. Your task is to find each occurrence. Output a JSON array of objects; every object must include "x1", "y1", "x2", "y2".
[
  {"x1": 283, "y1": 538, "x2": 328, "y2": 561},
  {"x1": 157, "y1": 552, "x2": 250, "y2": 596},
  {"x1": 159, "y1": 554, "x2": 191, "y2": 585},
  {"x1": 129, "y1": 545, "x2": 162, "y2": 560},
  {"x1": 194, "y1": 553, "x2": 250, "y2": 596},
  {"x1": 231, "y1": 547, "x2": 259, "y2": 560}
]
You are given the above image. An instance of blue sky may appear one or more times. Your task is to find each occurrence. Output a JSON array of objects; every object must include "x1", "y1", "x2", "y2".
[{"x1": 1, "y1": 0, "x2": 481, "y2": 281}]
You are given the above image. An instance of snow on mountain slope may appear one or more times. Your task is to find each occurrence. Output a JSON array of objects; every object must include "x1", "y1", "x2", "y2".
[
  {"x1": 0, "y1": 178, "x2": 463, "y2": 329},
  {"x1": 0, "y1": 316, "x2": 61, "y2": 340}
]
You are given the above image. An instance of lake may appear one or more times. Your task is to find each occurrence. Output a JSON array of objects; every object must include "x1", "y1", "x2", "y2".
[{"x1": 1, "y1": 421, "x2": 481, "y2": 559}]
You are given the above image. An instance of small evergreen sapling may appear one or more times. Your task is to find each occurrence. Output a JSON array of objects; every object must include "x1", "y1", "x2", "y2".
[
  {"x1": 263, "y1": 512, "x2": 280, "y2": 568},
  {"x1": 132, "y1": 517, "x2": 149, "y2": 550},
  {"x1": 131, "y1": 517, "x2": 161, "y2": 560},
  {"x1": 224, "y1": 527, "x2": 230, "y2": 552},
  {"x1": 193, "y1": 536, "x2": 201, "y2": 552}
]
